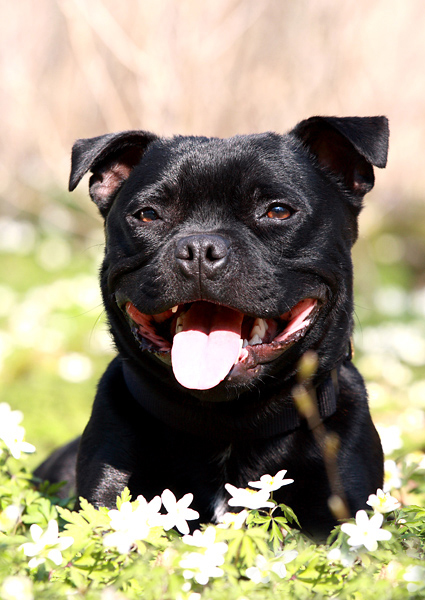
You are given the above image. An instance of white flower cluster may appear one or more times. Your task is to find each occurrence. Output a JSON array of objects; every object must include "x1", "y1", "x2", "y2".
[
  {"x1": 103, "y1": 489, "x2": 200, "y2": 554},
  {"x1": 180, "y1": 524, "x2": 298, "y2": 588},
  {"x1": 180, "y1": 526, "x2": 228, "y2": 585},
  {"x1": 339, "y1": 487, "x2": 399, "y2": 553},
  {"x1": 103, "y1": 469, "x2": 296, "y2": 587},
  {"x1": 403, "y1": 565, "x2": 425, "y2": 593},
  {"x1": 245, "y1": 550, "x2": 298, "y2": 584},
  {"x1": 103, "y1": 469, "x2": 295, "y2": 558},
  {"x1": 224, "y1": 469, "x2": 294, "y2": 511},
  {"x1": 0, "y1": 403, "x2": 35, "y2": 459}
]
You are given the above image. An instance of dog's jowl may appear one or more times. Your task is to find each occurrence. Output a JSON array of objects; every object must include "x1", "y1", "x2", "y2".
[{"x1": 36, "y1": 116, "x2": 389, "y2": 538}]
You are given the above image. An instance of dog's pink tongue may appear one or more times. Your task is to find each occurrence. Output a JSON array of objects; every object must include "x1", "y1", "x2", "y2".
[{"x1": 171, "y1": 302, "x2": 243, "y2": 390}]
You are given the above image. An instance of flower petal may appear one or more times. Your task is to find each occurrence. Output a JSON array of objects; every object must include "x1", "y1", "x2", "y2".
[
  {"x1": 355, "y1": 510, "x2": 369, "y2": 527},
  {"x1": 179, "y1": 493, "x2": 195, "y2": 509},
  {"x1": 161, "y1": 489, "x2": 177, "y2": 511},
  {"x1": 47, "y1": 549, "x2": 63, "y2": 566},
  {"x1": 29, "y1": 524, "x2": 43, "y2": 543},
  {"x1": 21, "y1": 543, "x2": 38, "y2": 558},
  {"x1": 369, "y1": 512, "x2": 384, "y2": 529}
]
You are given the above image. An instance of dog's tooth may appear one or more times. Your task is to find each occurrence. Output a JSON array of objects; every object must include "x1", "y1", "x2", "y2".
[
  {"x1": 175, "y1": 313, "x2": 185, "y2": 334},
  {"x1": 171, "y1": 306, "x2": 179, "y2": 313},
  {"x1": 242, "y1": 339, "x2": 249, "y2": 348},
  {"x1": 250, "y1": 318, "x2": 268, "y2": 341},
  {"x1": 234, "y1": 339, "x2": 243, "y2": 364},
  {"x1": 248, "y1": 333, "x2": 263, "y2": 346}
]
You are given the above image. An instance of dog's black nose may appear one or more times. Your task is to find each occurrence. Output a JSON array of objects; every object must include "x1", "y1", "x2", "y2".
[{"x1": 175, "y1": 234, "x2": 230, "y2": 280}]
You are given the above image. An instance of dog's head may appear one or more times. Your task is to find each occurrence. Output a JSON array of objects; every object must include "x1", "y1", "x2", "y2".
[{"x1": 70, "y1": 117, "x2": 388, "y2": 401}]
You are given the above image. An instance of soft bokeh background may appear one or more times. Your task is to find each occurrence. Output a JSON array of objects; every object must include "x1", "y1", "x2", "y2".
[{"x1": 1, "y1": 0, "x2": 424, "y2": 469}]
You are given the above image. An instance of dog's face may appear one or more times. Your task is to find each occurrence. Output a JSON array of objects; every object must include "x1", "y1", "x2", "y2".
[{"x1": 70, "y1": 117, "x2": 388, "y2": 401}]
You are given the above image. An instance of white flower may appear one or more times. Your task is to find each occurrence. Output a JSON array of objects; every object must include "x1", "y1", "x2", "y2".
[
  {"x1": 248, "y1": 470, "x2": 294, "y2": 492},
  {"x1": 183, "y1": 526, "x2": 228, "y2": 556},
  {"x1": 383, "y1": 459, "x2": 402, "y2": 492},
  {"x1": 0, "y1": 403, "x2": 35, "y2": 459},
  {"x1": 161, "y1": 489, "x2": 199, "y2": 535},
  {"x1": 182, "y1": 527, "x2": 213, "y2": 548},
  {"x1": 180, "y1": 526, "x2": 228, "y2": 585},
  {"x1": 183, "y1": 526, "x2": 214, "y2": 547},
  {"x1": 0, "y1": 504, "x2": 23, "y2": 532},
  {"x1": 179, "y1": 533, "x2": 227, "y2": 586},
  {"x1": 181, "y1": 589, "x2": 201, "y2": 600},
  {"x1": 341, "y1": 510, "x2": 392, "y2": 552},
  {"x1": 180, "y1": 551, "x2": 225, "y2": 585},
  {"x1": 0, "y1": 403, "x2": 23, "y2": 432},
  {"x1": 103, "y1": 495, "x2": 162, "y2": 554},
  {"x1": 20, "y1": 520, "x2": 73, "y2": 568},
  {"x1": 403, "y1": 565, "x2": 425, "y2": 593},
  {"x1": 366, "y1": 488, "x2": 401, "y2": 514},
  {"x1": 245, "y1": 554, "x2": 271, "y2": 584},
  {"x1": 404, "y1": 451, "x2": 425, "y2": 471},
  {"x1": 217, "y1": 510, "x2": 248, "y2": 529},
  {"x1": 271, "y1": 549, "x2": 298, "y2": 577},
  {"x1": 245, "y1": 550, "x2": 297, "y2": 584},
  {"x1": 224, "y1": 484, "x2": 274, "y2": 510},
  {"x1": 1, "y1": 576, "x2": 33, "y2": 600},
  {"x1": 327, "y1": 547, "x2": 356, "y2": 568}
]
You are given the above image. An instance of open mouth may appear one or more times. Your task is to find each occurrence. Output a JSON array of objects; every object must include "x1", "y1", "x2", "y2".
[{"x1": 122, "y1": 298, "x2": 319, "y2": 391}]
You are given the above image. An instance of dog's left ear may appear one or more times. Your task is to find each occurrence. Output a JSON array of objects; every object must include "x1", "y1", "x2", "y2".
[
  {"x1": 291, "y1": 116, "x2": 389, "y2": 206},
  {"x1": 68, "y1": 130, "x2": 158, "y2": 217}
]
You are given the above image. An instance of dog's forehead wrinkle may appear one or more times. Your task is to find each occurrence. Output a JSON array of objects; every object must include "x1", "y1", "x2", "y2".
[
  {"x1": 169, "y1": 135, "x2": 291, "y2": 190},
  {"x1": 129, "y1": 136, "x2": 323, "y2": 223}
]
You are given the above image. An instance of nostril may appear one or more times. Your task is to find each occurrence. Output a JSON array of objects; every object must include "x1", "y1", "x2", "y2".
[
  {"x1": 175, "y1": 238, "x2": 195, "y2": 261},
  {"x1": 205, "y1": 243, "x2": 226, "y2": 262}
]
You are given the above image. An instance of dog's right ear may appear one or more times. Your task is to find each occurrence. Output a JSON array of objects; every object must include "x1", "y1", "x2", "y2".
[{"x1": 69, "y1": 130, "x2": 158, "y2": 217}]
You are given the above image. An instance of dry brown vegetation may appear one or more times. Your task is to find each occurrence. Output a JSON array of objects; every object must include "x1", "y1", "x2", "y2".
[{"x1": 1, "y1": 0, "x2": 425, "y2": 213}]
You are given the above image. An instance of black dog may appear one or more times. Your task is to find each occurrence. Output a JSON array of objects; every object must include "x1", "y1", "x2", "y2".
[{"x1": 36, "y1": 116, "x2": 388, "y2": 538}]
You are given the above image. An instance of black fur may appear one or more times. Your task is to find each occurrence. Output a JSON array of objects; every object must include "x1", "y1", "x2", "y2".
[{"x1": 35, "y1": 116, "x2": 389, "y2": 538}]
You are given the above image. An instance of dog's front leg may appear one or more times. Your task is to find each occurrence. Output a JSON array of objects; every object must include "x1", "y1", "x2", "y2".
[{"x1": 76, "y1": 453, "x2": 131, "y2": 510}]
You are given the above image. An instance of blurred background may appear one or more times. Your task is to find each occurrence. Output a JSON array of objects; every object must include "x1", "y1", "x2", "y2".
[{"x1": 0, "y1": 0, "x2": 424, "y2": 471}]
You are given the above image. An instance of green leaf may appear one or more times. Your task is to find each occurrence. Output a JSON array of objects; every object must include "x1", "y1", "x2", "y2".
[
  {"x1": 116, "y1": 487, "x2": 132, "y2": 509},
  {"x1": 278, "y1": 503, "x2": 301, "y2": 528}
]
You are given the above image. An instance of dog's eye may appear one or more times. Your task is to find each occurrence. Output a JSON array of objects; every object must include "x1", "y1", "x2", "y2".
[
  {"x1": 134, "y1": 208, "x2": 159, "y2": 222},
  {"x1": 266, "y1": 204, "x2": 292, "y2": 220}
]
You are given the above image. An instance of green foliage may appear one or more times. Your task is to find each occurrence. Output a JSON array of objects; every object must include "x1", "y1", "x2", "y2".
[{"x1": 0, "y1": 432, "x2": 424, "y2": 600}]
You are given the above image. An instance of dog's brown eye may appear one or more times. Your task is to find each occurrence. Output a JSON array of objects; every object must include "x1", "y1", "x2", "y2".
[
  {"x1": 266, "y1": 204, "x2": 292, "y2": 220},
  {"x1": 135, "y1": 208, "x2": 159, "y2": 222}
]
